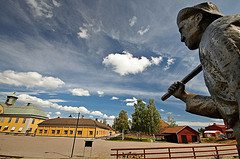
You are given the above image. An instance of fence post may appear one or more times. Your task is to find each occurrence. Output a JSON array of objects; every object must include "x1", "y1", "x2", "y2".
[
  {"x1": 168, "y1": 148, "x2": 171, "y2": 158},
  {"x1": 192, "y1": 147, "x2": 196, "y2": 159},
  {"x1": 144, "y1": 149, "x2": 146, "y2": 159},
  {"x1": 215, "y1": 146, "x2": 219, "y2": 159},
  {"x1": 116, "y1": 150, "x2": 118, "y2": 159}
]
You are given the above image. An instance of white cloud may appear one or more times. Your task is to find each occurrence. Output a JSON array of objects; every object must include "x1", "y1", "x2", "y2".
[
  {"x1": 91, "y1": 111, "x2": 103, "y2": 117},
  {"x1": 26, "y1": 0, "x2": 53, "y2": 18},
  {"x1": 111, "y1": 96, "x2": 119, "y2": 100},
  {"x1": 103, "y1": 51, "x2": 163, "y2": 75},
  {"x1": 160, "y1": 109, "x2": 164, "y2": 112},
  {"x1": 77, "y1": 27, "x2": 89, "y2": 39},
  {"x1": 69, "y1": 88, "x2": 90, "y2": 96},
  {"x1": 129, "y1": 16, "x2": 137, "y2": 27},
  {"x1": 125, "y1": 97, "x2": 137, "y2": 102},
  {"x1": 48, "y1": 99, "x2": 67, "y2": 103},
  {"x1": 90, "y1": 111, "x2": 115, "y2": 119},
  {"x1": 164, "y1": 58, "x2": 175, "y2": 71},
  {"x1": 18, "y1": 93, "x2": 116, "y2": 120},
  {"x1": 0, "y1": 70, "x2": 65, "y2": 89},
  {"x1": 55, "y1": 112, "x2": 61, "y2": 115},
  {"x1": 52, "y1": 0, "x2": 60, "y2": 7},
  {"x1": 151, "y1": 56, "x2": 163, "y2": 65},
  {"x1": 18, "y1": 94, "x2": 90, "y2": 114},
  {"x1": 125, "y1": 97, "x2": 146, "y2": 106},
  {"x1": 97, "y1": 91, "x2": 104, "y2": 97},
  {"x1": 138, "y1": 26, "x2": 150, "y2": 35}
]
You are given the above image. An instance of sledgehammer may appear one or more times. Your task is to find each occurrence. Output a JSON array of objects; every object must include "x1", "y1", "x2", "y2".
[{"x1": 161, "y1": 64, "x2": 202, "y2": 101}]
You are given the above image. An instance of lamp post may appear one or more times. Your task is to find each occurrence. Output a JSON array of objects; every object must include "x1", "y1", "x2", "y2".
[{"x1": 69, "y1": 112, "x2": 80, "y2": 158}]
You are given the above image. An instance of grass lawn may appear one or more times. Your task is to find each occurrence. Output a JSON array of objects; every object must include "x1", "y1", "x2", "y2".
[{"x1": 107, "y1": 136, "x2": 168, "y2": 143}]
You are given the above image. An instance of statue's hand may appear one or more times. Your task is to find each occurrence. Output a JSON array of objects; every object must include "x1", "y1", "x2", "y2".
[{"x1": 168, "y1": 81, "x2": 187, "y2": 100}]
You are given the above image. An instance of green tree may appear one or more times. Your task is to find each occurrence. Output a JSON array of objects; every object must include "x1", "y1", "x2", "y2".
[
  {"x1": 113, "y1": 109, "x2": 130, "y2": 140},
  {"x1": 132, "y1": 99, "x2": 161, "y2": 140},
  {"x1": 198, "y1": 127, "x2": 205, "y2": 134},
  {"x1": 146, "y1": 99, "x2": 161, "y2": 137},
  {"x1": 131, "y1": 99, "x2": 146, "y2": 140},
  {"x1": 112, "y1": 117, "x2": 118, "y2": 130},
  {"x1": 103, "y1": 118, "x2": 107, "y2": 125},
  {"x1": 167, "y1": 112, "x2": 178, "y2": 127}
]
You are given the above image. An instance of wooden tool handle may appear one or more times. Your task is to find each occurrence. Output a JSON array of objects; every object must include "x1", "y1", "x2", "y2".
[{"x1": 161, "y1": 64, "x2": 202, "y2": 101}]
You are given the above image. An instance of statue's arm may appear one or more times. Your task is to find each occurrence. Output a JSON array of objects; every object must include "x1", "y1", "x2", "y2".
[
  {"x1": 168, "y1": 81, "x2": 222, "y2": 119},
  {"x1": 185, "y1": 93, "x2": 222, "y2": 119}
]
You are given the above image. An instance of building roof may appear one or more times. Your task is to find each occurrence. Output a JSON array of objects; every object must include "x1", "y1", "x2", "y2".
[
  {"x1": 163, "y1": 126, "x2": 200, "y2": 134},
  {"x1": 38, "y1": 118, "x2": 112, "y2": 130},
  {"x1": 205, "y1": 123, "x2": 226, "y2": 129},
  {"x1": 0, "y1": 103, "x2": 48, "y2": 120}
]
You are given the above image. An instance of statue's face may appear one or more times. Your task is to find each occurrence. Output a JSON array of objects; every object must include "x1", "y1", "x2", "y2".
[{"x1": 178, "y1": 14, "x2": 201, "y2": 50}]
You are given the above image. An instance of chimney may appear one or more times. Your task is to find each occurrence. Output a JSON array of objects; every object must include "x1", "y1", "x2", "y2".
[{"x1": 82, "y1": 115, "x2": 84, "y2": 119}]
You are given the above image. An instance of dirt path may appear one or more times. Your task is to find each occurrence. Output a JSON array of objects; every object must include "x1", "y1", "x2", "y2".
[{"x1": 0, "y1": 133, "x2": 237, "y2": 159}]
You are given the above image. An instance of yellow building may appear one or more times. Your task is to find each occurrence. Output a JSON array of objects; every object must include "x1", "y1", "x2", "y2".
[
  {"x1": 0, "y1": 92, "x2": 48, "y2": 135},
  {"x1": 36, "y1": 117, "x2": 115, "y2": 138}
]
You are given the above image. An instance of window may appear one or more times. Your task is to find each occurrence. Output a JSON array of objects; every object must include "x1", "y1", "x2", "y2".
[
  {"x1": 4, "y1": 126, "x2": 9, "y2": 130},
  {"x1": 44, "y1": 129, "x2": 48, "y2": 134},
  {"x1": 31, "y1": 119, "x2": 35, "y2": 124},
  {"x1": 77, "y1": 131, "x2": 82, "y2": 135},
  {"x1": 29, "y1": 128, "x2": 32, "y2": 132},
  {"x1": 70, "y1": 130, "x2": 73, "y2": 134},
  {"x1": 57, "y1": 130, "x2": 60, "y2": 134},
  {"x1": 18, "y1": 127, "x2": 23, "y2": 132},
  {"x1": 1, "y1": 117, "x2": 4, "y2": 122},
  {"x1": 8, "y1": 117, "x2": 12, "y2": 123},
  {"x1": 89, "y1": 131, "x2": 93, "y2": 135},
  {"x1": 11, "y1": 127, "x2": 16, "y2": 131},
  {"x1": 52, "y1": 130, "x2": 55, "y2": 134},
  {"x1": 15, "y1": 118, "x2": 19, "y2": 123},
  {"x1": 0, "y1": 126, "x2": 2, "y2": 130},
  {"x1": 39, "y1": 129, "x2": 43, "y2": 133},
  {"x1": 22, "y1": 118, "x2": 26, "y2": 124},
  {"x1": 64, "y1": 130, "x2": 68, "y2": 134}
]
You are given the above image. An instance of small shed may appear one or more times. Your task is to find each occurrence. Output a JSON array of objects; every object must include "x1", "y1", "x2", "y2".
[
  {"x1": 162, "y1": 126, "x2": 200, "y2": 143},
  {"x1": 204, "y1": 130, "x2": 223, "y2": 138}
]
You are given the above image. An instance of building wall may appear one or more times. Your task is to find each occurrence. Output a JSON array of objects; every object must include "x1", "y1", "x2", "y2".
[
  {"x1": 0, "y1": 116, "x2": 44, "y2": 134},
  {"x1": 36, "y1": 125, "x2": 114, "y2": 138},
  {"x1": 177, "y1": 127, "x2": 200, "y2": 143}
]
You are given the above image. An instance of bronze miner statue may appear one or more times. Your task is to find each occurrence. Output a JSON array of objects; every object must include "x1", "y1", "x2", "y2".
[{"x1": 166, "y1": 2, "x2": 240, "y2": 155}]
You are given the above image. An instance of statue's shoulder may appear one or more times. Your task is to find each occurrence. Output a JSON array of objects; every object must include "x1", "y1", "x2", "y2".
[
  {"x1": 202, "y1": 14, "x2": 240, "y2": 43},
  {"x1": 207, "y1": 14, "x2": 240, "y2": 33}
]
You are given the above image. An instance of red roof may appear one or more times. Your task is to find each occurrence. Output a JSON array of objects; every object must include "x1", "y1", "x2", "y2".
[
  {"x1": 163, "y1": 126, "x2": 185, "y2": 134},
  {"x1": 163, "y1": 126, "x2": 199, "y2": 134},
  {"x1": 205, "y1": 123, "x2": 226, "y2": 128}
]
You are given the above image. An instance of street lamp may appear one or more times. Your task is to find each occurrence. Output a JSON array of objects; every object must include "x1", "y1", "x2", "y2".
[{"x1": 69, "y1": 112, "x2": 80, "y2": 158}]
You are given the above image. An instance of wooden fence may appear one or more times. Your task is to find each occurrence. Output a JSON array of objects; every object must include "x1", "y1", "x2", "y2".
[{"x1": 111, "y1": 144, "x2": 238, "y2": 159}]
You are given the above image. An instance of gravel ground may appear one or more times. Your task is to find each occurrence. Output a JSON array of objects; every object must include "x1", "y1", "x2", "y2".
[{"x1": 0, "y1": 133, "x2": 238, "y2": 159}]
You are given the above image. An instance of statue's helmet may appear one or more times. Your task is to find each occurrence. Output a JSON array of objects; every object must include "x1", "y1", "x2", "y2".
[{"x1": 177, "y1": 2, "x2": 224, "y2": 25}]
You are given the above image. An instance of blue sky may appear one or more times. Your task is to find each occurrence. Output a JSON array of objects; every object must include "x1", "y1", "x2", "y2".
[{"x1": 0, "y1": 0, "x2": 239, "y2": 130}]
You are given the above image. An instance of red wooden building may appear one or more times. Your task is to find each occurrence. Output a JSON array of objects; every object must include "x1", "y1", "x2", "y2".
[
  {"x1": 205, "y1": 123, "x2": 227, "y2": 134},
  {"x1": 162, "y1": 126, "x2": 200, "y2": 143}
]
